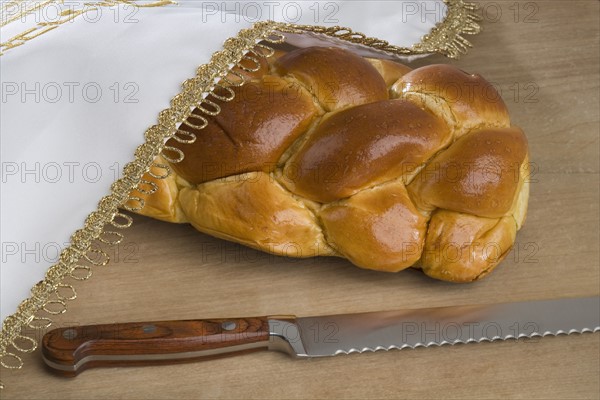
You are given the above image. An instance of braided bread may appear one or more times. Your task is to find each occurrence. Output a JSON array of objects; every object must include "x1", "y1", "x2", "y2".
[{"x1": 136, "y1": 46, "x2": 530, "y2": 282}]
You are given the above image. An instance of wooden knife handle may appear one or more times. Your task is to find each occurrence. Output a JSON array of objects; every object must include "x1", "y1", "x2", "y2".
[{"x1": 42, "y1": 317, "x2": 270, "y2": 376}]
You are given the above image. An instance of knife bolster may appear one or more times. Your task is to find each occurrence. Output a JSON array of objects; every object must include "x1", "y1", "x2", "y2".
[{"x1": 268, "y1": 316, "x2": 307, "y2": 357}]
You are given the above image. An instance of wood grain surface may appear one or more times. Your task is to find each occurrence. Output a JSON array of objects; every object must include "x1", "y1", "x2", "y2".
[{"x1": 2, "y1": 1, "x2": 599, "y2": 398}]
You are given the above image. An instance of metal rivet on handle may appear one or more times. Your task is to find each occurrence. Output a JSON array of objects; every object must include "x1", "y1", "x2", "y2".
[
  {"x1": 221, "y1": 321, "x2": 236, "y2": 331},
  {"x1": 62, "y1": 329, "x2": 77, "y2": 340},
  {"x1": 142, "y1": 325, "x2": 156, "y2": 334}
]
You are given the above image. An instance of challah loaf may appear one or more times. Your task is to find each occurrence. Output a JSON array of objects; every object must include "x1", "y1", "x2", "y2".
[{"x1": 134, "y1": 46, "x2": 529, "y2": 282}]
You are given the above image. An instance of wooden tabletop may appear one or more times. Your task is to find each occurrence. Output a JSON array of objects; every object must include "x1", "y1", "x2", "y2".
[{"x1": 2, "y1": 1, "x2": 599, "y2": 398}]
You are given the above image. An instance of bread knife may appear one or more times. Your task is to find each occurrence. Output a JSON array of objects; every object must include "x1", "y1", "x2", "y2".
[{"x1": 42, "y1": 296, "x2": 600, "y2": 376}]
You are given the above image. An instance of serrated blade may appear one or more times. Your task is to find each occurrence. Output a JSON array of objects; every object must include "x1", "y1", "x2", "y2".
[
  {"x1": 41, "y1": 297, "x2": 600, "y2": 375},
  {"x1": 274, "y1": 297, "x2": 599, "y2": 357}
]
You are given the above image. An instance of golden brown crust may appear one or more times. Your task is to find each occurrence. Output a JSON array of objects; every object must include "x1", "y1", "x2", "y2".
[
  {"x1": 408, "y1": 127, "x2": 528, "y2": 218},
  {"x1": 320, "y1": 181, "x2": 427, "y2": 272},
  {"x1": 366, "y1": 58, "x2": 412, "y2": 86},
  {"x1": 132, "y1": 47, "x2": 530, "y2": 283},
  {"x1": 420, "y1": 210, "x2": 517, "y2": 282},
  {"x1": 511, "y1": 154, "x2": 530, "y2": 229},
  {"x1": 130, "y1": 156, "x2": 189, "y2": 223},
  {"x1": 168, "y1": 75, "x2": 320, "y2": 184},
  {"x1": 392, "y1": 64, "x2": 511, "y2": 138},
  {"x1": 179, "y1": 172, "x2": 334, "y2": 257},
  {"x1": 274, "y1": 46, "x2": 388, "y2": 111},
  {"x1": 283, "y1": 99, "x2": 452, "y2": 203}
]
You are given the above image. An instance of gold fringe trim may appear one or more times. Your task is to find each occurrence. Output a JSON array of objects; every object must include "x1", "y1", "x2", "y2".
[
  {"x1": 0, "y1": 0, "x2": 483, "y2": 389},
  {"x1": 416, "y1": 0, "x2": 482, "y2": 58},
  {"x1": 0, "y1": 20, "x2": 284, "y2": 389},
  {"x1": 277, "y1": 0, "x2": 482, "y2": 59}
]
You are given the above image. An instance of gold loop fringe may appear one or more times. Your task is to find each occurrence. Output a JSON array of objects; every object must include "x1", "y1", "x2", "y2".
[
  {"x1": 42, "y1": 300, "x2": 66, "y2": 315},
  {"x1": 27, "y1": 317, "x2": 52, "y2": 330},
  {"x1": 69, "y1": 265, "x2": 93, "y2": 281},
  {"x1": 135, "y1": 179, "x2": 159, "y2": 195},
  {"x1": 196, "y1": 99, "x2": 221, "y2": 117},
  {"x1": 209, "y1": 84, "x2": 236, "y2": 102},
  {"x1": 148, "y1": 163, "x2": 171, "y2": 180},
  {"x1": 83, "y1": 248, "x2": 110, "y2": 266},
  {"x1": 221, "y1": 71, "x2": 246, "y2": 87},
  {"x1": 253, "y1": 43, "x2": 276, "y2": 57},
  {"x1": 11, "y1": 335, "x2": 37, "y2": 353},
  {"x1": 122, "y1": 196, "x2": 146, "y2": 213},
  {"x1": 55, "y1": 284, "x2": 77, "y2": 302},
  {"x1": 0, "y1": 353, "x2": 23, "y2": 369},
  {"x1": 161, "y1": 146, "x2": 185, "y2": 164},
  {"x1": 181, "y1": 114, "x2": 209, "y2": 131},
  {"x1": 171, "y1": 130, "x2": 197, "y2": 144},
  {"x1": 237, "y1": 55, "x2": 262, "y2": 72},
  {"x1": 98, "y1": 230, "x2": 125, "y2": 245},
  {"x1": 109, "y1": 212, "x2": 134, "y2": 229}
]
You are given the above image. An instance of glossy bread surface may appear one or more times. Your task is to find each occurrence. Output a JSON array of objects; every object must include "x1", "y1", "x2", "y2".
[
  {"x1": 274, "y1": 46, "x2": 389, "y2": 111},
  {"x1": 170, "y1": 75, "x2": 320, "y2": 184},
  {"x1": 408, "y1": 127, "x2": 528, "y2": 218},
  {"x1": 283, "y1": 99, "x2": 451, "y2": 203},
  {"x1": 136, "y1": 46, "x2": 530, "y2": 282}
]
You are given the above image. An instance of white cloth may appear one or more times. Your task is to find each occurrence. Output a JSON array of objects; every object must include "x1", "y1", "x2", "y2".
[{"x1": 1, "y1": 1, "x2": 444, "y2": 323}]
